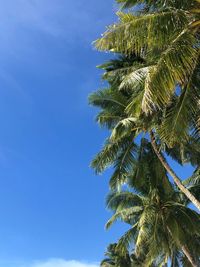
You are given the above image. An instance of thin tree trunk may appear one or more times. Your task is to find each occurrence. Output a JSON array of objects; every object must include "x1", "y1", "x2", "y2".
[
  {"x1": 150, "y1": 131, "x2": 200, "y2": 211},
  {"x1": 167, "y1": 226, "x2": 199, "y2": 266},
  {"x1": 182, "y1": 246, "x2": 199, "y2": 267}
]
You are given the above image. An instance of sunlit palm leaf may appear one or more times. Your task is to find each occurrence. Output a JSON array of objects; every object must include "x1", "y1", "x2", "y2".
[{"x1": 95, "y1": 11, "x2": 189, "y2": 55}]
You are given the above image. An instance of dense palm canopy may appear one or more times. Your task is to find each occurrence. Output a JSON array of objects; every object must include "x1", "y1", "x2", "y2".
[
  {"x1": 95, "y1": 0, "x2": 200, "y2": 146},
  {"x1": 106, "y1": 183, "x2": 200, "y2": 266},
  {"x1": 105, "y1": 140, "x2": 200, "y2": 266},
  {"x1": 90, "y1": 0, "x2": 200, "y2": 266},
  {"x1": 89, "y1": 55, "x2": 200, "y2": 195}
]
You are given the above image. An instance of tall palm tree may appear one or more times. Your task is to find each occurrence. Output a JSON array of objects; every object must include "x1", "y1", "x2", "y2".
[
  {"x1": 91, "y1": 0, "x2": 200, "y2": 209},
  {"x1": 105, "y1": 139, "x2": 200, "y2": 266},
  {"x1": 89, "y1": 52, "x2": 200, "y2": 210}
]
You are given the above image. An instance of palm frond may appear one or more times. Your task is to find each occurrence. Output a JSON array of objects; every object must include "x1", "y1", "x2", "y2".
[
  {"x1": 165, "y1": 137, "x2": 200, "y2": 166},
  {"x1": 119, "y1": 66, "x2": 150, "y2": 91},
  {"x1": 116, "y1": 225, "x2": 138, "y2": 252},
  {"x1": 106, "y1": 206, "x2": 142, "y2": 229},
  {"x1": 110, "y1": 117, "x2": 138, "y2": 141},
  {"x1": 96, "y1": 110, "x2": 124, "y2": 130},
  {"x1": 142, "y1": 31, "x2": 199, "y2": 113},
  {"x1": 91, "y1": 136, "x2": 135, "y2": 174},
  {"x1": 156, "y1": 57, "x2": 200, "y2": 147},
  {"x1": 109, "y1": 137, "x2": 137, "y2": 189},
  {"x1": 95, "y1": 11, "x2": 189, "y2": 55},
  {"x1": 88, "y1": 88, "x2": 127, "y2": 111},
  {"x1": 106, "y1": 191, "x2": 144, "y2": 211}
]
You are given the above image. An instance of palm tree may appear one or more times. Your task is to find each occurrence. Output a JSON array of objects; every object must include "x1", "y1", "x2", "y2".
[
  {"x1": 95, "y1": 0, "x2": 200, "y2": 121},
  {"x1": 92, "y1": 0, "x2": 200, "y2": 209},
  {"x1": 105, "y1": 140, "x2": 200, "y2": 266},
  {"x1": 106, "y1": 190, "x2": 200, "y2": 266},
  {"x1": 89, "y1": 52, "x2": 200, "y2": 210}
]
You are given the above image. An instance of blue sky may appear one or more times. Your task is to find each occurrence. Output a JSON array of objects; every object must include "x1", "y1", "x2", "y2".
[
  {"x1": 0, "y1": 1, "x2": 195, "y2": 267},
  {"x1": 0, "y1": 0, "x2": 125, "y2": 266}
]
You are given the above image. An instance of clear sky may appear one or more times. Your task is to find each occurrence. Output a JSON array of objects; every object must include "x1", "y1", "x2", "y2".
[
  {"x1": 0, "y1": 0, "x2": 119, "y2": 266},
  {"x1": 0, "y1": 1, "x2": 194, "y2": 267}
]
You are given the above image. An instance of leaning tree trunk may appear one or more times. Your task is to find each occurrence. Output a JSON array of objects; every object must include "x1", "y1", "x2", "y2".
[
  {"x1": 150, "y1": 131, "x2": 200, "y2": 211},
  {"x1": 167, "y1": 227, "x2": 199, "y2": 266},
  {"x1": 182, "y1": 246, "x2": 199, "y2": 267}
]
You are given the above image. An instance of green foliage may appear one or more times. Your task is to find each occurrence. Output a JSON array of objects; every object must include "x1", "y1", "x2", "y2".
[
  {"x1": 90, "y1": 0, "x2": 200, "y2": 265},
  {"x1": 95, "y1": 0, "x2": 200, "y2": 124},
  {"x1": 105, "y1": 164, "x2": 200, "y2": 265},
  {"x1": 100, "y1": 243, "x2": 132, "y2": 267},
  {"x1": 91, "y1": 135, "x2": 137, "y2": 189}
]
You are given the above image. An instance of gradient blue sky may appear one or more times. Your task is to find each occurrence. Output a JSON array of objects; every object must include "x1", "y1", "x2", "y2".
[
  {"x1": 0, "y1": 0, "x2": 125, "y2": 266},
  {"x1": 0, "y1": 1, "x2": 194, "y2": 267}
]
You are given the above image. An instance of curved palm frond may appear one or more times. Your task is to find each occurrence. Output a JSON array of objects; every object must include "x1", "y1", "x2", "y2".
[
  {"x1": 95, "y1": 11, "x2": 189, "y2": 55},
  {"x1": 89, "y1": 88, "x2": 127, "y2": 112},
  {"x1": 142, "y1": 31, "x2": 198, "y2": 113}
]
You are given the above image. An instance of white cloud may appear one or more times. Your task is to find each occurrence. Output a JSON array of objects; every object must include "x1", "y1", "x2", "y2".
[{"x1": 21, "y1": 259, "x2": 99, "y2": 267}]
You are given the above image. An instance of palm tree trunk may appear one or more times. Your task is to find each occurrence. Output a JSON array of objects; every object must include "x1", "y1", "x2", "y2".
[
  {"x1": 166, "y1": 226, "x2": 199, "y2": 266},
  {"x1": 150, "y1": 131, "x2": 200, "y2": 211},
  {"x1": 182, "y1": 246, "x2": 199, "y2": 267}
]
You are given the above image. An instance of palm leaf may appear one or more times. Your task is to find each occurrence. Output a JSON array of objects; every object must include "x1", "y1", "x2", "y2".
[
  {"x1": 95, "y1": 11, "x2": 189, "y2": 55},
  {"x1": 110, "y1": 117, "x2": 138, "y2": 141},
  {"x1": 106, "y1": 206, "x2": 143, "y2": 229},
  {"x1": 142, "y1": 31, "x2": 199, "y2": 113}
]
